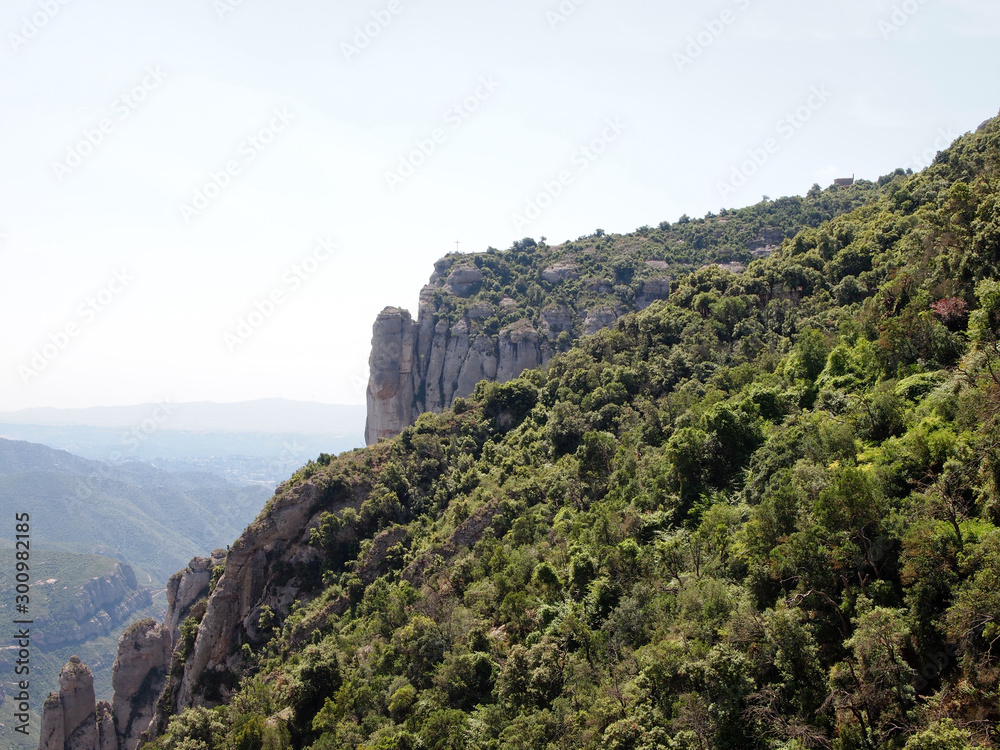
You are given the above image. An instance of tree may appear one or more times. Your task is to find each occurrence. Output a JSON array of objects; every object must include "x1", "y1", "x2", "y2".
[
  {"x1": 828, "y1": 602, "x2": 914, "y2": 750},
  {"x1": 902, "y1": 720, "x2": 976, "y2": 750}
]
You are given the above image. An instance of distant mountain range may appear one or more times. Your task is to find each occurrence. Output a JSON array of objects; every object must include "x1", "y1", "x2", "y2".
[
  {"x1": 0, "y1": 399, "x2": 366, "y2": 484},
  {"x1": 0, "y1": 398, "x2": 364, "y2": 434},
  {"x1": 0, "y1": 438, "x2": 270, "y2": 583}
]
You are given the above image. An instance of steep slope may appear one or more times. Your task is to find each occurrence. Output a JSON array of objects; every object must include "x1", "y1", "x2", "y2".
[
  {"x1": 366, "y1": 186, "x2": 883, "y2": 443},
  {"x1": 94, "y1": 110, "x2": 1000, "y2": 750}
]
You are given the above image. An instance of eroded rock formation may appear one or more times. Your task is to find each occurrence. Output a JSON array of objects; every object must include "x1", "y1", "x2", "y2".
[
  {"x1": 112, "y1": 620, "x2": 172, "y2": 750},
  {"x1": 365, "y1": 254, "x2": 672, "y2": 444},
  {"x1": 164, "y1": 550, "x2": 226, "y2": 646},
  {"x1": 36, "y1": 564, "x2": 152, "y2": 648},
  {"x1": 39, "y1": 657, "x2": 107, "y2": 750},
  {"x1": 39, "y1": 554, "x2": 220, "y2": 750}
]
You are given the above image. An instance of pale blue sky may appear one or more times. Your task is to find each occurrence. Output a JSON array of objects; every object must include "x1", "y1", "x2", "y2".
[{"x1": 2, "y1": 0, "x2": 998, "y2": 410}]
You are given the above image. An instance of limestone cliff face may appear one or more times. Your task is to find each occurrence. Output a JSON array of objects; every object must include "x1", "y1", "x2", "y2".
[
  {"x1": 39, "y1": 657, "x2": 116, "y2": 750},
  {"x1": 39, "y1": 562, "x2": 213, "y2": 750},
  {"x1": 36, "y1": 563, "x2": 152, "y2": 647},
  {"x1": 172, "y1": 481, "x2": 331, "y2": 712},
  {"x1": 112, "y1": 620, "x2": 172, "y2": 750},
  {"x1": 366, "y1": 254, "x2": 672, "y2": 444},
  {"x1": 164, "y1": 550, "x2": 226, "y2": 646},
  {"x1": 365, "y1": 307, "x2": 416, "y2": 444}
]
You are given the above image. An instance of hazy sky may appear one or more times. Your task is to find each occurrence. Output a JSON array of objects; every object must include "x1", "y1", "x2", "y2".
[{"x1": 2, "y1": 0, "x2": 998, "y2": 411}]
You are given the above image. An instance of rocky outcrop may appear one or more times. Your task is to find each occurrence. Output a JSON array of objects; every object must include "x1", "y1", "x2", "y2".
[
  {"x1": 39, "y1": 659, "x2": 123, "y2": 750},
  {"x1": 638, "y1": 276, "x2": 673, "y2": 309},
  {"x1": 365, "y1": 307, "x2": 417, "y2": 444},
  {"x1": 166, "y1": 477, "x2": 343, "y2": 716},
  {"x1": 583, "y1": 307, "x2": 619, "y2": 336},
  {"x1": 36, "y1": 564, "x2": 152, "y2": 647},
  {"x1": 164, "y1": 550, "x2": 226, "y2": 646},
  {"x1": 97, "y1": 704, "x2": 117, "y2": 750},
  {"x1": 59, "y1": 658, "x2": 95, "y2": 747},
  {"x1": 541, "y1": 261, "x2": 578, "y2": 283},
  {"x1": 39, "y1": 657, "x2": 110, "y2": 750},
  {"x1": 113, "y1": 620, "x2": 172, "y2": 750},
  {"x1": 39, "y1": 692, "x2": 65, "y2": 750},
  {"x1": 365, "y1": 253, "x2": 672, "y2": 445}
]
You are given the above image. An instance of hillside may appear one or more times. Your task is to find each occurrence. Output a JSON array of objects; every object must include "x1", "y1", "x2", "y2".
[
  {"x1": 85, "y1": 110, "x2": 1000, "y2": 750},
  {"x1": 366, "y1": 183, "x2": 884, "y2": 443},
  {"x1": 0, "y1": 439, "x2": 269, "y2": 582}
]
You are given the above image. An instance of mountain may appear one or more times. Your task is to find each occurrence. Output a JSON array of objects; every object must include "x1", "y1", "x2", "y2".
[
  {"x1": 365, "y1": 184, "x2": 884, "y2": 444},
  {"x1": 0, "y1": 439, "x2": 269, "y2": 583},
  {"x1": 0, "y1": 399, "x2": 365, "y2": 487},
  {"x1": 55, "y1": 109, "x2": 1000, "y2": 750}
]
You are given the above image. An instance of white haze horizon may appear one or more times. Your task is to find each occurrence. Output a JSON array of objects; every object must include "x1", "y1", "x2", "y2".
[{"x1": 2, "y1": 0, "x2": 999, "y2": 411}]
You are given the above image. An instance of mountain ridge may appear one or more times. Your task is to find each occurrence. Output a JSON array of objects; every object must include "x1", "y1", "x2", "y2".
[
  {"x1": 48, "y1": 108, "x2": 1000, "y2": 750},
  {"x1": 365, "y1": 180, "x2": 886, "y2": 444}
]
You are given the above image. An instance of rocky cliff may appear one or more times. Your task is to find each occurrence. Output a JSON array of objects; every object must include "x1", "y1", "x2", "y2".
[
  {"x1": 36, "y1": 563, "x2": 153, "y2": 647},
  {"x1": 112, "y1": 620, "x2": 172, "y2": 750},
  {"x1": 38, "y1": 657, "x2": 117, "y2": 750},
  {"x1": 366, "y1": 247, "x2": 673, "y2": 444}
]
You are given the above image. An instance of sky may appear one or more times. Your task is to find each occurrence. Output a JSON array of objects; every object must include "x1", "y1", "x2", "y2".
[{"x1": 1, "y1": 0, "x2": 998, "y2": 412}]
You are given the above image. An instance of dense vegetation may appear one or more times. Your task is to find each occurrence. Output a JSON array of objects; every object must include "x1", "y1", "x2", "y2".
[
  {"x1": 425, "y1": 180, "x2": 882, "y2": 341},
  {"x1": 151, "y1": 113, "x2": 1000, "y2": 749}
]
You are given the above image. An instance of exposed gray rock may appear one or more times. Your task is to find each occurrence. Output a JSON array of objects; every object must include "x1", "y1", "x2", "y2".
[
  {"x1": 164, "y1": 556, "x2": 214, "y2": 646},
  {"x1": 39, "y1": 659, "x2": 127, "y2": 750},
  {"x1": 584, "y1": 307, "x2": 619, "y2": 335},
  {"x1": 97, "y1": 703, "x2": 117, "y2": 750},
  {"x1": 540, "y1": 305, "x2": 573, "y2": 338},
  {"x1": 445, "y1": 265, "x2": 483, "y2": 296},
  {"x1": 39, "y1": 692, "x2": 65, "y2": 750},
  {"x1": 496, "y1": 321, "x2": 541, "y2": 383},
  {"x1": 59, "y1": 657, "x2": 96, "y2": 744},
  {"x1": 541, "y1": 262, "x2": 578, "y2": 283},
  {"x1": 172, "y1": 478, "x2": 330, "y2": 713},
  {"x1": 36, "y1": 564, "x2": 151, "y2": 648},
  {"x1": 113, "y1": 620, "x2": 171, "y2": 750},
  {"x1": 637, "y1": 276, "x2": 671, "y2": 309},
  {"x1": 366, "y1": 252, "x2": 660, "y2": 444},
  {"x1": 365, "y1": 307, "x2": 417, "y2": 444}
]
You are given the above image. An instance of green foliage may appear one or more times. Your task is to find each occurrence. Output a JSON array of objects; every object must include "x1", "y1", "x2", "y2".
[
  {"x1": 903, "y1": 719, "x2": 976, "y2": 750},
  {"x1": 153, "y1": 115, "x2": 1000, "y2": 750}
]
